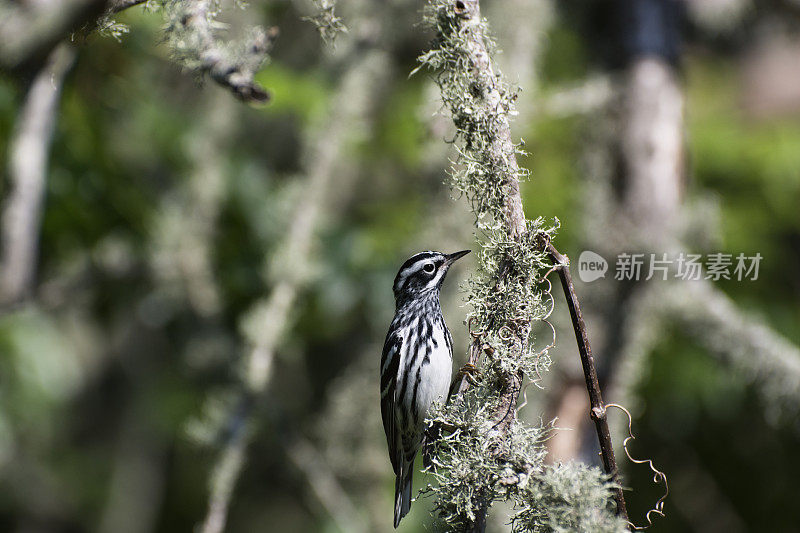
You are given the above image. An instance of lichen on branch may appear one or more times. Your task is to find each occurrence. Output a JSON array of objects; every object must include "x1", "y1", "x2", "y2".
[
  {"x1": 418, "y1": 0, "x2": 554, "y2": 389},
  {"x1": 303, "y1": 0, "x2": 347, "y2": 47},
  {"x1": 416, "y1": 0, "x2": 629, "y2": 530},
  {"x1": 163, "y1": 0, "x2": 277, "y2": 103}
]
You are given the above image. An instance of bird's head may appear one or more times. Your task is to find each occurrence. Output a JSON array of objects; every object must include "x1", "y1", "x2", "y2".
[{"x1": 392, "y1": 250, "x2": 470, "y2": 302}]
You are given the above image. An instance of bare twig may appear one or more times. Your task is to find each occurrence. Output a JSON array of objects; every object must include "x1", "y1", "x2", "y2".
[
  {"x1": 1, "y1": 44, "x2": 76, "y2": 308},
  {"x1": 546, "y1": 243, "x2": 629, "y2": 522}
]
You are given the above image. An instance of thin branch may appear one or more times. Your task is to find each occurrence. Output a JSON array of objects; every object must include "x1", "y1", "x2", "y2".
[
  {"x1": 546, "y1": 243, "x2": 629, "y2": 522},
  {"x1": 200, "y1": 396, "x2": 251, "y2": 533},
  {"x1": 1, "y1": 44, "x2": 76, "y2": 308}
]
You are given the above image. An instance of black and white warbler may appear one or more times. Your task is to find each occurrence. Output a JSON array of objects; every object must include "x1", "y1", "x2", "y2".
[{"x1": 380, "y1": 249, "x2": 470, "y2": 528}]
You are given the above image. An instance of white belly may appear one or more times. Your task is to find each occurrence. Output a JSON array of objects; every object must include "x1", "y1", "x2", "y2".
[
  {"x1": 403, "y1": 325, "x2": 452, "y2": 428},
  {"x1": 415, "y1": 343, "x2": 452, "y2": 419}
]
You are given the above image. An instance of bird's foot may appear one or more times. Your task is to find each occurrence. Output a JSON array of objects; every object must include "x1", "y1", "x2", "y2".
[{"x1": 456, "y1": 361, "x2": 481, "y2": 386}]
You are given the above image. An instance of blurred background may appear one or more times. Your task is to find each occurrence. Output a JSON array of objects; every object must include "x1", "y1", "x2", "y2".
[{"x1": 1, "y1": 0, "x2": 799, "y2": 531}]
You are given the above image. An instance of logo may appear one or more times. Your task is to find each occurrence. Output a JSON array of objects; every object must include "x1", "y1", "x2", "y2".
[{"x1": 578, "y1": 250, "x2": 608, "y2": 283}]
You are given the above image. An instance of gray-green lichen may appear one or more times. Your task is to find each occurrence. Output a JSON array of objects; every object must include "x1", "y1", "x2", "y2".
[
  {"x1": 511, "y1": 463, "x2": 627, "y2": 533},
  {"x1": 417, "y1": 0, "x2": 555, "y2": 365},
  {"x1": 417, "y1": 1, "x2": 629, "y2": 530},
  {"x1": 418, "y1": 0, "x2": 554, "y2": 401},
  {"x1": 163, "y1": 0, "x2": 275, "y2": 102},
  {"x1": 91, "y1": 0, "x2": 274, "y2": 102},
  {"x1": 422, "y1": 392, "x2": 551, "y2": 529},
  {"x1": 303, "y1": 0, "x2": 347, "y2": 47}
]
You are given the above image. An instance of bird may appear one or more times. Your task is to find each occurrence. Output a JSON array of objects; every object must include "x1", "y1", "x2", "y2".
[{"x1": 380, "y1": 249, "x2": 470, "y2": 528}]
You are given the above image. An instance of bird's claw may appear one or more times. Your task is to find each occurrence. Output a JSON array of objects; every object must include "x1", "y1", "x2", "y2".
[{"x1": 457, "y1": 362, "x2": 480, "y2": 386}]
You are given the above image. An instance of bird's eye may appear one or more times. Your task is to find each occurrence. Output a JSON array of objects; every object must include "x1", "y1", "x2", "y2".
[{"x1": 423, "y1": 263, "x2": 435, "y2": 273}]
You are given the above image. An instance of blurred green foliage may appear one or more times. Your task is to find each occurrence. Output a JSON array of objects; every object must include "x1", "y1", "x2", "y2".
[{"x1": 0, "y1": 1, "x2": 798, "y2": 532}]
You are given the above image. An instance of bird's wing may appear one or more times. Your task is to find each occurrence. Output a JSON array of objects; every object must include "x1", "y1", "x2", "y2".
[{"x1": 380, "y1": 331, "x2": 402, "y2": 475}]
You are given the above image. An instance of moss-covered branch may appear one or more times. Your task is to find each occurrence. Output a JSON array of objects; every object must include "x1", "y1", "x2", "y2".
[
  {"x1": 418, "y1": 0, "x2": 628, "y2": 530},
  {"x1": 163, "y1": 0, "x2": 277, "y2": 103}
]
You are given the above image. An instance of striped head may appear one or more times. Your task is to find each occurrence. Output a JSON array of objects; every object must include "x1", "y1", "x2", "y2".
[{"x1": 392, "y1": 250, "x2": 470, "y2": 303}]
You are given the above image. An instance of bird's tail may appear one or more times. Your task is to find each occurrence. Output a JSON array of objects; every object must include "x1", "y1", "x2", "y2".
[{"x1": 393, "y1": 460, "x2": 414, "y2": 528}]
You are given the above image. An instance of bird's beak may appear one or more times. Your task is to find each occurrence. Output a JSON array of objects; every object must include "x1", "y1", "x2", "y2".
[{"x1": 444, "y1": 249, "x2": 471, "y2": 266}]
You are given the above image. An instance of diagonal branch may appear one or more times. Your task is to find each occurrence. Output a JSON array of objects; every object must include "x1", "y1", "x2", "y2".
[
  {"x1": 164, "y1": 0, "x2": 278, "y2": 104},
  {"x1": 546, "y1": 243, "x2": 629, "y2": 521}
]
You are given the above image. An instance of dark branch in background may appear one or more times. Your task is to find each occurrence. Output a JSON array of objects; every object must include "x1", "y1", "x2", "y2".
[
  {"x1": 1, "y1": 44, "x2": 76, "y2": 308},
  {"x1": 0, "y1": 0, "x2": 106, "y2": 72},
  {"x1": 164, "y1": 0, "x2": 278, "y2": 104},
  {"x1": 546, "y1": 243, "x2": 629, "y2": 522}
]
